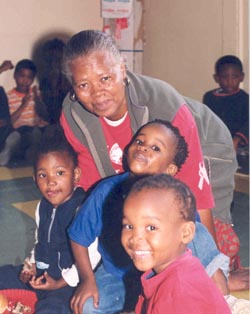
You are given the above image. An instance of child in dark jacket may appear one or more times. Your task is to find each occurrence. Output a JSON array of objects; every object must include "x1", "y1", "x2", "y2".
[
  {"x1": 203, "y1": 55, "x2": 249, "y2": 151},
  {"x1": 0, "y1": 125, "x2": 85, "y2": 314},
  {"x1": 203, "y1": 55, "x2": 249, "y2": 273}
]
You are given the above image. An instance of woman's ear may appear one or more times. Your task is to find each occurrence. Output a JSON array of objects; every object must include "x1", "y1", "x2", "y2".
[
  {"x1": 120, "y1": 60, "x2": 127, "y2": 81},
  {"x1": 181, "y1": 221, "x2": 196, "y2": 244},
  {"x1": 166, "y1": 163, "x2": 178, "y2": 176},
  {"x1": 74, "y1": 167, "x2": 82, "y2": 183}
]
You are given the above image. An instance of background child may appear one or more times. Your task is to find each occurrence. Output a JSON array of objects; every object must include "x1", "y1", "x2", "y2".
[
  {"x1": 68, "y1": 119, "x2": 231, "y2": 314},
  {"x1": 0, "y1": 60, "x2": 20, "y2": 166},
  {"x1": 0, "y1": 124, "x2": 84, "y2": 314},
  {"x1": 7, "y1": 59, "x2": 47, "y2": 163},
  {"x1": 121, "y1": 174, "x2": 231, "y2": 314},
  {"x1": 203, "y1": 55, "x2": 249, "y2": 151},
  {"x1": 203, "y1": 55, "x2": 249, "y2": 274}
]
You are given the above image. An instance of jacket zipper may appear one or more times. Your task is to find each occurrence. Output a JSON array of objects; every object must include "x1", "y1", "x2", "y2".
[{"x1": 48, "y1": 208, "x2": 56, "y2": 243}]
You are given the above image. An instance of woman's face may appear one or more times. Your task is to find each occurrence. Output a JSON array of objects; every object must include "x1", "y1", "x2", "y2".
[{"x1": 69, "y1": 51, "x2": 128, "y2": 121}]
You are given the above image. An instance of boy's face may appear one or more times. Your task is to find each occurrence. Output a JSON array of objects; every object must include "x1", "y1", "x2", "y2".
[
  {"x1": 127, "y1": 124, "x2": 177, "y2": 176},
  {"x1": 34, "y1": 151, "x2": 81, "y2": 208},
  {"x1": 214, "y1": 64, "x2": 244, "y2": 94},
  {"x1": 14, "y1": 68, "x2": 35, "y2": 93},
  {"x1": 122, "y1": 188, "x2": 193, "y2": 274}
]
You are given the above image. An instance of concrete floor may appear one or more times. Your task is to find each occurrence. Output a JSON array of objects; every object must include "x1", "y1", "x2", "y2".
[{"x1": 231, "y1": 191, "x2": 249, "y2": 267}]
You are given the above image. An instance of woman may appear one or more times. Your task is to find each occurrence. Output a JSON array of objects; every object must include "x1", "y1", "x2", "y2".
[{"x1": 59, "y1": 30, "x2": 247, "y2": 311}]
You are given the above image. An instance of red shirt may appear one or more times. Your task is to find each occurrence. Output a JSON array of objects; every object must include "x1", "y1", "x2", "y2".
[
  {"x1": 100, "y1": 114, "x2": 132, "y2": 174},
  {"x1": 173, "y1": 105, "x2": 214, "y2": 209},
  {"x1": 136, "y1": 249, "x2": 231, "y2": 314}
]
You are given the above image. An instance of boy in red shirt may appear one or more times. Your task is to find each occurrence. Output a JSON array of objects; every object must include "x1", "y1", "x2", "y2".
[{"x1": 122, "y1": 174, "x2": 231, "y2": 314}]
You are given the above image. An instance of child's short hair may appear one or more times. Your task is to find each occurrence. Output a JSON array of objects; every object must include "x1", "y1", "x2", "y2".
[
  {"x1": 33, "y1": 124, "x2": 78, "y2": 171},
  {"x1": 215, "y1": 55, "x2": 243, "y2": 74},
  {"x1": 128, "y1": 174, "x2": 196, "y2": 222},
  {"x1": 130, "y1": 119, "x2": 188, "y2": 172},
  {"x1": 14, "y1": 59, "x2": 37, "y2": 76}
]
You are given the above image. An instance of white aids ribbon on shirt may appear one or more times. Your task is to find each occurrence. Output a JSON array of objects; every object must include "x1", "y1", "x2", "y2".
[
  {"x1": 198, "y1": 161, "x2": 210, "y2": 190},
  {"x1": 110, "y1": 143, "x2": 123, "y2": 165}
]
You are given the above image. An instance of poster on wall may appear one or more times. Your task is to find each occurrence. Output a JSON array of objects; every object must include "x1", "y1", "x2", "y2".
[
  {"x1": 101, "y1": 0, "x2": 144, "y2": 74},
  {"x1": 101, "y1": 0, "x2": 133, "y2": 18}
]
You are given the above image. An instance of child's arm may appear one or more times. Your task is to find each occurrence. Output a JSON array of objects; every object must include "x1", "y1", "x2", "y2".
[
  {"x1": 70, "y1": 240, "x2": 99, "y2": 314},
  {"x1": 10, "y1": 90, "x2": 34, "y2": 124},
  {"x1": 0, "y1": 60, "x2": 13, "y2": 74},
  {"x1": 19, "y1": 202, "x2": 40, "y2": 283}
]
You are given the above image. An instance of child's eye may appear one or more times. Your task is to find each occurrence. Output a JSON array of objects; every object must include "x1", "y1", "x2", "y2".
[
  {"x1": 37, "y1": 173, "x2": 46, "y2": 178},
  {"x1": 146, "y1": 225, "x2": 156, "y2": 231},
  {"x1": 151, "y1": 145, "x2": 160, "y2": 152},
  {"x1": 56, "y1": 170, "x2": 64, "y2": 176},
  {"x1": 122, "y1": 224, "x2": 133, "y2": 230},
  {"x1": 135, "y1": 139, "x2": 143, "y2": 145}
]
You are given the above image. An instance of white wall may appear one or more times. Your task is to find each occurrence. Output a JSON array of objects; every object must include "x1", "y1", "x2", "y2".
[
  {"x1": 0, "y1": 0, "x2": 102, "y2": 90},
  {"x1": 143, "y1": 0, "x2": 249, "y2": 101},
  {"x1": 0, "y1": 0, "x2": 248, "y2": 102}
]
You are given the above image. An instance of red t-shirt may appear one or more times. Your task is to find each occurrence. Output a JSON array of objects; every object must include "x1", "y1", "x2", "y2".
[{"x1": 100, "y1": 114, "x2": 132, "y2": 174}]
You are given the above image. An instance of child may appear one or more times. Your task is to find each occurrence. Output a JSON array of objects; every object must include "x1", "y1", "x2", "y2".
[
  {"x1": 7, "y1": 59, "x2": 47, "y2": 162},
  {"x1": 203, "y1": 55, "x2": 249, "y2": 274},
  {"x1": 68, "y1": 120, "x2": 231, "y2": 314},
  {"x1": 203, "y1": 55, "x2": 249, "y2": 151},
  {"x1": 0, "y1": 125, "x2": 85, "y2": 314},
  {"x1": 121, "y1": 174, "x2": 231, "y2": 314},
  {"x1": 0, "y1": 60, "x2": 20, "y2": 166}
]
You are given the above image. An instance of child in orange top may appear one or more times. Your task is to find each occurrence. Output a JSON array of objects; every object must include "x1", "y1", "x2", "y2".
[{"x1": 7, "y1": 59, "x2": 47, "y2": 162}]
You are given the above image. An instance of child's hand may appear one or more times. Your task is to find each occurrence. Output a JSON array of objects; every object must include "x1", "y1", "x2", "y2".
[
  {"x1": 0, "y1": 60, "x2": 14, "y2": 73},
  {"x1": 19, "y1": 261, "x2": 36, "y2": 283},
  {"x1": 29, "y1": 272, "x2": 61, "y2": 290},
  {"x1": 19, "y1": 269, "x2": 33, "y2": 283},
  {"x1": 32, "y1": 85, "x2": 40, "y2": 98},
  {"x1": 233, "y1": 136, "x2": 241, "y2": 151},
  {"x1": 71, "y1": 279, "x2": 99, "y2": 314},
  {"x1": 22, "y1": 89, "x2": 35, "y2": 107}
]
